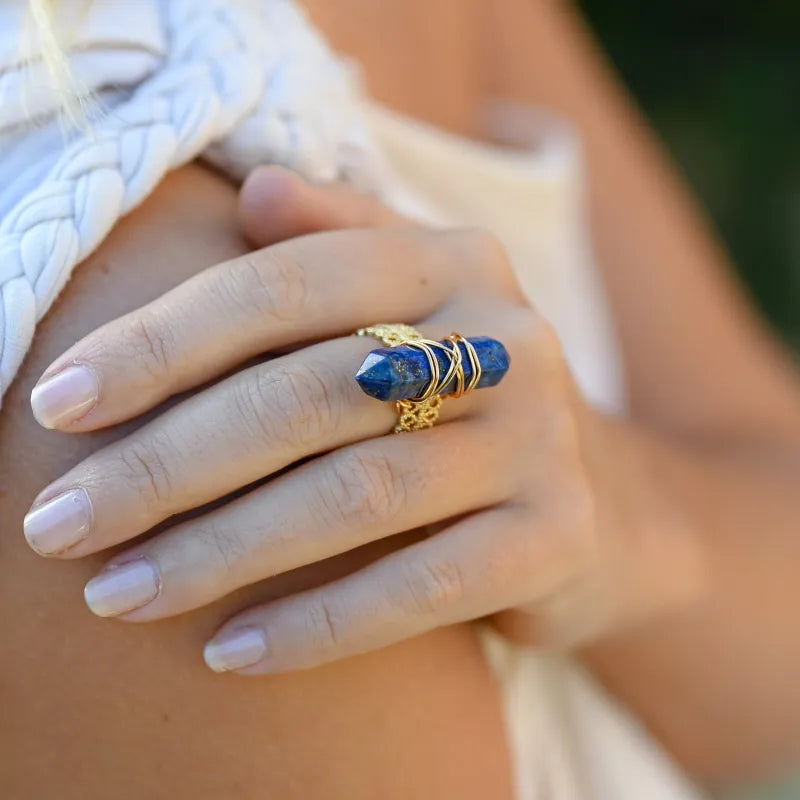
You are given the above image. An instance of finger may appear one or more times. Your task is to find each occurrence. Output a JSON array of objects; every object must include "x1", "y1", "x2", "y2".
[
  {"x1": 82, "y1": 420, "x2": 514, "y2": 620},
  {"x1": 24, "y1": 327, "x2": 486, "y2": 559},
  {"x1": 31, "y1": 226, "x2": 461, "y2": 432},
  {"x1": 201, "y1": 507, "x2": 533, "y2": 674},
  {"x1": 23, "y1": 337, "x2": 393, "y2": 557},
  {"x1": 238, "y1": 165, "x2": 405, "y2": 248}
]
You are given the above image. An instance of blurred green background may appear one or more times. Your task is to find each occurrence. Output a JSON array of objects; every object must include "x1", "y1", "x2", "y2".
[
  {"x1": 580, "y1": 6, "x2": 800, "y2": 797},
  {"x1": 580, "y1": 0, "x2": 800, "y2": 352}
]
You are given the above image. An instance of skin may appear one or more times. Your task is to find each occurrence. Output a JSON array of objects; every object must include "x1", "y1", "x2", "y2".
[
  {"x1": 0, "y1": 165, "x2": 513, "y2": 800},
  {"x1": 29, "y1": 169, "x2": 690, "y2": 667},
  {"x1": 4, "y1": 0, "x2": 800, "y2": 793}
]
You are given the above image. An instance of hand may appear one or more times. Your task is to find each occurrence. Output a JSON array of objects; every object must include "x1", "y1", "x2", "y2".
[{"x1": 22, "y1": 167, "x2": 685, "y2": 674}]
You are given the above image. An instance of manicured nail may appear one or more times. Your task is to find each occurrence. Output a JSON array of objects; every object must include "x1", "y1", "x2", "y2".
[
  {"x1": 204, "y1": 628, "x2": 267, "y2": 672},
  {"x1": 84, "y1": 558, "x2": 160, "y2": 617},
  {"x1": 24, "y1": 488, "x2": 93, "y2": 555},
  {"x1": 31, "y1": 364, "x2": 99, "y2": 429}
]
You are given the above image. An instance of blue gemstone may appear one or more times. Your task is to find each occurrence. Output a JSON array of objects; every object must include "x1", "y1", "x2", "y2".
[{"x1": 355, "y1": 336, "x2": 510, "y2": 402}]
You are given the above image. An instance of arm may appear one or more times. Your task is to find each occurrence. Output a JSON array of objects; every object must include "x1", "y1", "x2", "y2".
[{"x1": 486, "y1": 0, "x2": 800, "y2": 782}]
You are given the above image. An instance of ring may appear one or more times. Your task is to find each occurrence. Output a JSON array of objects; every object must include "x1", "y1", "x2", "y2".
[{"x1": 354, "y1": 323, "x2": 510, "y2": 433}]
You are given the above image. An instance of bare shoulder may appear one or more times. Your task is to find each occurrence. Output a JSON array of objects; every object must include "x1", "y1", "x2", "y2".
[{"x1": 0, "y1": 164, "x2": 512, "y2": 799}]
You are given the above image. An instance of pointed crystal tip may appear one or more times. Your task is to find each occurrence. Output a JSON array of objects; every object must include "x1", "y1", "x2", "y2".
[{"x1": 355, "y1": 336, "x2": 509, "y2": 402}]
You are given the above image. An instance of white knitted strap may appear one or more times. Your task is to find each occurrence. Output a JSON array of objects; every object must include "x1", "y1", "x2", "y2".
[{"x1": 0, "y1": 0, "x2": 390, "y2": 402}]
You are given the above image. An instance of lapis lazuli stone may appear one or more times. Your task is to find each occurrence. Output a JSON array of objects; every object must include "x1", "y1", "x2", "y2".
[{"x1": 355, "y1": 336, "x2": 510, "y2": 402}]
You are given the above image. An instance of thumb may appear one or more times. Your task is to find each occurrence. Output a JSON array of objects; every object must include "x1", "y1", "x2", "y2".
[{"x1": 238, "y1": 165, "x2": 407, "y2": 247}]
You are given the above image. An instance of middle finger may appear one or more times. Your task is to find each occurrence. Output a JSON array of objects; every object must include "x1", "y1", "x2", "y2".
[{"x1": 31, "y1": 227, "x2": 462, "y2": 432}]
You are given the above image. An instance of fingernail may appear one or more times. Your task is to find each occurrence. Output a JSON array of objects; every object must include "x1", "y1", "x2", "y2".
[
  {"x1": 84, "y1": 558, "x2": 160, "y2": 617},
  {"x1": 204, "y1": 627, "x2": 267, "y2": 672},
  {"x1": 31, "y1": 364, "x2": 99, "y2": 429},
  {"x1": 24, "y1": 488, "x2": 93, "y2": 555}
]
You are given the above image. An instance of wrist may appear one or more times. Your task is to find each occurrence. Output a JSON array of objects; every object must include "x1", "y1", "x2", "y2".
[{"x1": 581, "y1": 410, "x2": 710, "y2": 639}]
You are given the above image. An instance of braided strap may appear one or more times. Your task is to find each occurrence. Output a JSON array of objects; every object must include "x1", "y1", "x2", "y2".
[{"x1": 0, "y1": 0, "x2": 391, "y2": 403}]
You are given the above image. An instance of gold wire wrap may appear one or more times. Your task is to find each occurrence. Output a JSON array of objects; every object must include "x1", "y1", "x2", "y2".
[
  {"x1": 355, "y1": 324, "x2": 483, "y2": 433},
  {"x1": 356, "y1": 324, "x2": 442, "y2": 433}
]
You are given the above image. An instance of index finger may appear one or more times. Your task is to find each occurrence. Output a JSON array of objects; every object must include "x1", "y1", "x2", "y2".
[{"x1": 30, "y1": 226, "x2": 460, "y2": 431}]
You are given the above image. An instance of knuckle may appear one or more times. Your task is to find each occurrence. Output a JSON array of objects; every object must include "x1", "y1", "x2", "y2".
[
  {"x1": 234, "y1": 361, "x2": 336, "y2": 450},
  {"x1": 450, "y1": 227, "x2": 516, "y2": 284},
  {"x1": 230, "y1": 251, "x2": 310, "y2": 322},
  {"x1": 439, "y1": 226, "x2": 530, "y2": 302},
  {"x1": 535, "y1": 319, "x2": 563, "y2": 363},
  {"x1": 461, "y1": 227, "x2": 508, "y2": 265},
  {"x1": 116, "y1": 435, "x2": 176, "y2": 511},
  {"x1": 319, "y1": 448, "x2": 407, "y2": 528},
  {"x1": 511, "y1": 311, "x2": 567, "y2": 388},
  {"x1": 270, "y1": 363, "x2": 336, "y2": 448},
  {"x1": 398, "y1": 555, "x2": 466, "y2": 617},
  {"x1": 303, "y1": 595, "x2": 344, "y2": 651},
  {"x1": 517, "y1": 311, "x2": 561, "y2": 359},
  {"x1": 194, "y1": 519, "x2": 251, "y2": 578},
  {"x1": 123, "y1": 313, "x2": 176, "y2": 382}
]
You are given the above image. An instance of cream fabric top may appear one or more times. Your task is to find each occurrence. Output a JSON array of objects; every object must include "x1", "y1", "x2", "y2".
[
  {"x1": 368, "y1": 102, "x2": 624, "y2": 415},
  {"x1": 367, "y1": 103, "x2": 703, "y2": 800},
  {"x1": 0, "y1": 2, "x2": 703, "y2": 798}
]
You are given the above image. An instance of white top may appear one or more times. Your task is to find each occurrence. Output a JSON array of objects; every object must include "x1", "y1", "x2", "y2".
[{"x1": 0, "y1": 2, "x2": 703, "y2": 798}]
